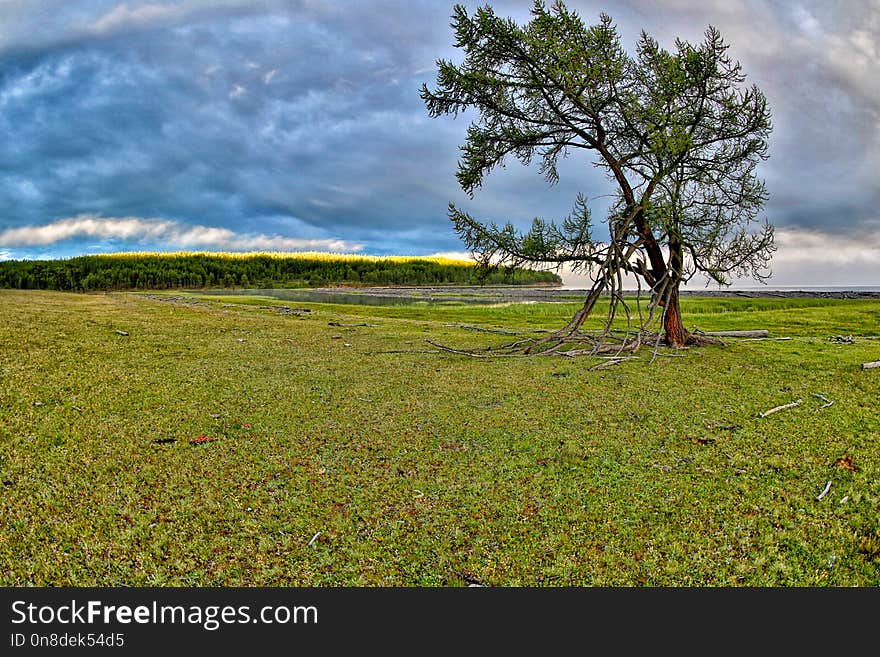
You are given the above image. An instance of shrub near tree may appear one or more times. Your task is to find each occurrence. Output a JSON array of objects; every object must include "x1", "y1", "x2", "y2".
[{"x1": 422, "y1": 1, "x2": 774, "y2": 349}]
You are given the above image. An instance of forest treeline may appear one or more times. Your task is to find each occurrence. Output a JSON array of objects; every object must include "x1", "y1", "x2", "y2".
[{"x1": 0, "y1": 252, "x2": 561, "y2": 291}]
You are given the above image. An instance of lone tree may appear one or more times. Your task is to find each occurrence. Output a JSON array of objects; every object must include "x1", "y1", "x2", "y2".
[{"x1": 421, "y1": 1, "x2": 773, "y2": 351}]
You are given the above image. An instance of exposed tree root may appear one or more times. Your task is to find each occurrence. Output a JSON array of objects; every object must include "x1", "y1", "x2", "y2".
[
  {"x1": 428, "y1": 327, "x2": 722, "y2": 359},
  {"x1": 427, "y1": 265, "x2": 725, "y2": 360},
  {"x1": 680, "y1": 333, "x2": 724, "y2": 347}
]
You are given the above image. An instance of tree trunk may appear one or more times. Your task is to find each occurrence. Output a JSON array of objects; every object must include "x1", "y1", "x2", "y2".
[
  {"x1": 662, "y1": 284, "x2": 691, "y2": 347},
  {"x1": 660, "y1": 235, "x2": 691, "y2": 347}
]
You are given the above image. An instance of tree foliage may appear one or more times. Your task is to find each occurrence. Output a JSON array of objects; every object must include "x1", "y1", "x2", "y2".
[
  {"x1": 0, "y1": 252, "x2": 560, "y2": 292},
  {"x1": 421, "y1": 1, "x2": 773, "y2": 348}
]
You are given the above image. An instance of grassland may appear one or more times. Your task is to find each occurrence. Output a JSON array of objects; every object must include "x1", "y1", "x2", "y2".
[{"x1": 1, "y1": 289, "x2": 878, "y2": 586}]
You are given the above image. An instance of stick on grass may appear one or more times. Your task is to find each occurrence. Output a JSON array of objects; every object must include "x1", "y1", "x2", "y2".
[{"x1": 758, "y1": 399, "x2": 802, "y2": 418}]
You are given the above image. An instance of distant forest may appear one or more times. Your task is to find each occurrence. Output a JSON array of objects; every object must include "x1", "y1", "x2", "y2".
[{"x1": 0, "y1": 252, "x2": 561, "y2": 291}]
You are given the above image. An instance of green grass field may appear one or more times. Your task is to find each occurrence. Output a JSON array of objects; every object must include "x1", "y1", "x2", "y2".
[{"x1": 1, "y1": 289, "x2": 878, "y2": 585}]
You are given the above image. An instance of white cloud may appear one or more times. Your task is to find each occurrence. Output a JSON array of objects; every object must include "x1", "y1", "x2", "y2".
[
  {"x1": 85, "y1": 0, "x2": 261, "y2": 35},
  {"x1": 89, "y1": 3, "x2": 183, "y2": 34},
  {"x1": 792, "y1": 5, "x2": 821, "y2": 38},
  {"x1": 262, "y1": 68, "x2": 277, "y2": 84},
  {"x1": 426, "y1": 250, "x2": 473, "y2": 261},
  {"x1": 0, "y1": 215, "x2": 363, "y2": 253},
  {"x1": 749, "y1": 226, "x2": 880, "y2": 287},
  {"x1": 558, "y1": 226, "x2": 880, "y2": 289},
  {"x1": 772, "y1": 227, "x2": 880, "y2": 265}
]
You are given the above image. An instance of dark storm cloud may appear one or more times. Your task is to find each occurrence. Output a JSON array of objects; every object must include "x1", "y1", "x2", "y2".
[
  {"x1": 0, "y1": 1, "x2": 877, "y2": 284},
  {"x1": 0, "y1": 1, "x2": 467, "y2": 256}
]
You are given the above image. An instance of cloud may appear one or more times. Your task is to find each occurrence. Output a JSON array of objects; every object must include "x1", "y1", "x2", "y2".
[
  {"x1": 755, "y1": 226, "x2": 880, "y2": 286},
  {"x1": 89, "y1": 2, "x2": 187, "y2": 34},
  {"x1": 427, "y1": 251, "x2": 474, "y2": 261},
  {"x1": 0, "y1": 0, "x2": 877, "y2": 281},
  {"x1": 0, "y1": 1, "x2": 464, "y2": 256},
  {"x1": 558, "y1": 226, "x2": 880, "y2": 289},
  {"x1": 773, "y1": 226, "x2": 880, "y2": 265},
  {"x1": 0, "y1": 216, "x2": 362, "y2": 253}
]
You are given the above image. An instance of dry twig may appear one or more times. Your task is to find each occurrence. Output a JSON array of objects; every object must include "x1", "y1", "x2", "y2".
[
  {"x1": 425, "y1": 340, "x2": 523, "y2": 358},
  {"x1": 758, "y1": 399, "x2": 802, "y2": 418},
  {"x1": 589, "y1": 357, "x2": 639, "y2": 371}
]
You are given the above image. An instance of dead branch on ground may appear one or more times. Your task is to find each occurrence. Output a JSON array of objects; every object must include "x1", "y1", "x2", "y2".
[{"x1": 758, "y1": 399, "x2": 802, "y2": 418}]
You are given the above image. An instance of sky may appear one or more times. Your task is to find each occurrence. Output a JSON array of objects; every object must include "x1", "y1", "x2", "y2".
[{"x1": 0, "y1": 0, "x2": 878, "y2": 287}]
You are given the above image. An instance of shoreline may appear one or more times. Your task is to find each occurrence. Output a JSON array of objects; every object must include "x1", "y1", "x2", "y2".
[{"x1": 312, "y1": 285, "x2": 880, "y2": 301}]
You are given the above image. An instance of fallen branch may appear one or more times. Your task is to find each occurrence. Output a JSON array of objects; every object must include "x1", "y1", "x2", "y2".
[
  {"x1": 815, "y1": 481, "x2": 832, "y2": 501},
  {"x1": 275, "y1": 306, "x2": 311, "y2": 315},
  {"x1": 328, "y1": 321, "x2": 378, "y2": 327},
  {"x1": 701, "y1": 330, "x2": 769, "y2": 338},
  {"x1": 811, "y1": 393, "x2": 834, "y2": 409},
  {"x1": 862, "y1": 360, "x2": 880, "y2": 370},
  {"x1": 738, "y1": 337, "x2": 792, "y2": 342},
  {"x1": 307, "y1": 532, "x2": 321, "y2": 548},
  {"x1": 758, "y1": 399, "x2": 802, "y2": 418},
  {"x1": 424, "y1": 340, "x2": 524, "y2": 358}
]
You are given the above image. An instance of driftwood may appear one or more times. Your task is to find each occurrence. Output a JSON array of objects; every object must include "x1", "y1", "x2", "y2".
[
  {"x1": 862, "y1": 360, "x2": 880, "y2": 370},
  {"x1": 758, "y1": 399, "x2": 802, "y2": 418},
  {"x1": 701, "y1": 330, "x2": 769, "y2": 338}
]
